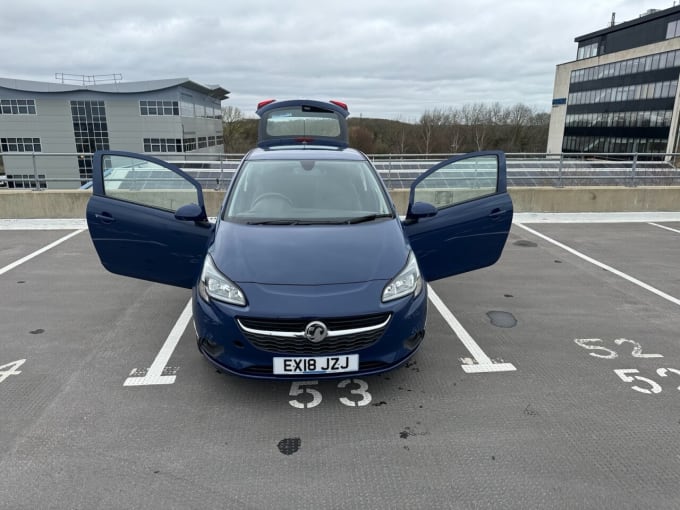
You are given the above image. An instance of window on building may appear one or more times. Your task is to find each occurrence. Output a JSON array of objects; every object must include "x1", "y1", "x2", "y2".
[
  {"x1": 71, "y1": 100, "x2": 110, "y2": 184},
  {"x1": 183, "y1": 137, "x2": 196, "y2": 152},
  {"x1": 568, "y1": 80, "x2": 678, "y2": 106},
  {"x1": 0, "y1": 99, "x2": 37, "y2": 115},
  {"x1": 6, "y1": 174, "x2": 46, "y2": 189},
  {"x1": 140, "y1": 100, "x2": 179, "y2": 116},
  {"x1": 180, "y1": 94, "x2": 194, "y2": 117},
  {"x1": 667, "y1": 20, "x2": 680, "y2": 39},
  {"x1": 577, "y1": 42, "x2": 598, "y2": 60},
  {"x1": 571, "y1": 50, "x2": 680, "y2": 84},
  {"x1": 143, "y1": 138, "x2": 183, "y2": 152},
  {"x1": 1, "y1": 137, "x2": 42, "y2": 152},
  {"x1": 197, "y1": 136, "x2": 207, "y2": 149}
]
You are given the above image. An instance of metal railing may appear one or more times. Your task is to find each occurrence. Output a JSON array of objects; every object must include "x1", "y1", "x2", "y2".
[{"x1": 1, "y1": 151, "x2": 679, "y2": 191}]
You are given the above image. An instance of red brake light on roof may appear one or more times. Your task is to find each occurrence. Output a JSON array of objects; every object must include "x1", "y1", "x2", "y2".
[
  {"x1": 330, "y1": 100, "x2": 348, "y2": 110},
  {"x1": 257, "y1": 99, "x2": 276, "y2": 109}
]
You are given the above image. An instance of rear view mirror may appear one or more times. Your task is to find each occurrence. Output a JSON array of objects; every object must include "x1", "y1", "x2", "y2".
[
  {"x1": 175, "y1": 203, "x2": 207, "y2": 222},
  {"x1": 407, "y1": 201, "x2": 438, "y2": 220}
]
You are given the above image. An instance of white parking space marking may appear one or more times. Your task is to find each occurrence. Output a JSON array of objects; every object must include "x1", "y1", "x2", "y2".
[
  {"x1": 649, "y1": 222, "x2": 680, "y2": 235},
  {"x1": 123, "y1": 299, "x2": 192, "y2": 386},
  {"x1": 427, "y1": 285, "x2": 516, "y2": 373},
  {"x1": 516, "y1": 223, "x2": 680, "y2": 308},
  {"x1": 514, "y1": 212, "x2": 680, "y2": 223},
  {"x1": 0, "y1": 229, "x2": 85, "y2": 276},
  {"x1": 0, "y1": 219, "x2": 87, "y2": 230}
]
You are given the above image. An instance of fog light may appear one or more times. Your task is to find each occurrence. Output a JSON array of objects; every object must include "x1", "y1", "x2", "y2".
[
  {"x1": 403, "y1": 330, "x2": 425, "y2": 350},
  {"x1": 200, "y1": 338, "x2": 224, "y2": 357}
]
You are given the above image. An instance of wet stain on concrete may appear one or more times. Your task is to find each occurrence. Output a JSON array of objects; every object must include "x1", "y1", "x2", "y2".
[
  {"x1": 372, "y1": 401, "x2": 387, "y2": 407},
  {"x1": 399, "y1": 424, "x2": 428, "y2": 439},
  {"x1": 554, "y1": 260, "x2": 562, "y2": 263},
  {"x1": 277, "y1": 437, "x2": 301, "y2": 455},
  {"x1": 17, "y1": 281, "x2": 25, "y2": 284},
  {"x1": 524, "y1": 404, "x2": 539, "y2": 417},
  {"x1": 486, "y1": 311, "x2": 517, "y2": 328},
  {"x1": 29, "y1": 329, "x2": 45, "y2": 335},
  {"x1": 513, "y1": 240, "x2": 537, "y2": 248},
  {"x1": 504, "y1": 294, "x2": 513, "y2": 298},
  {"x1": 404, "y1": 360, "x2": 420, "y2": 372}
]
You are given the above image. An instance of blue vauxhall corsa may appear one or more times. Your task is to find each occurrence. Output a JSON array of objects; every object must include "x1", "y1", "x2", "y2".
[{"x1": 86, "y1": 99, "x2": 513, "y2": 379}]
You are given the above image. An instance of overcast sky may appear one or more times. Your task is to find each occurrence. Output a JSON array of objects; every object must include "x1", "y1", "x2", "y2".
[{"x1": 0, "y1": 0, "x2": 667, "y2": 120}]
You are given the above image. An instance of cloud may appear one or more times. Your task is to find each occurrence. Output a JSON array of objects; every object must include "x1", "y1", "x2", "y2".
[{"x1": 0, "y1": 0, "x2": 662, "y2": 119}]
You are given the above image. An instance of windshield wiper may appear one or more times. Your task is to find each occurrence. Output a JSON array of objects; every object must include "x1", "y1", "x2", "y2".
[
  {"x1": 344, "y1": 213, "x2": 393, "y2": 224},
  {"x1": 245, "y1": 215, "x2": 393, "y2": 226},
  {"x1": 245, "y1": 219, "x2": 299, "y2": 225}
]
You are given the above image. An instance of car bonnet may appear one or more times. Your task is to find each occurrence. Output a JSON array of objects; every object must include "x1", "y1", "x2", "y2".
[{"x1": 210, "y1": 219, "x2": 409, "y2": 285}]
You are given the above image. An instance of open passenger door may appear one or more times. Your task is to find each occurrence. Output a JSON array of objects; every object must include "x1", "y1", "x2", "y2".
[
  {"x1": 402, "y1": 151, "x2": 513, "y2": 281},
  {"x1": 86, "y1": 151, "x2": 213, "y2": 288}
]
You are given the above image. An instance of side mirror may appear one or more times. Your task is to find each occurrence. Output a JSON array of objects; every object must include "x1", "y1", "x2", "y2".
[
  {"x1": 407, "y1": 201, "x2": 438, "y2": 220},
  {"x1": 175, "y1": 203, "x2": 207, "y2": 222}
]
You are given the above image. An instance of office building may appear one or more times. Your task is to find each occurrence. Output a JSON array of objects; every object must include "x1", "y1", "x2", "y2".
[
  {"x1": 0, "y1": 77, "x2": 228, "y2": 188},
  {"x1": 548, "y1": 5, "x2": 680, "y2": 155}
]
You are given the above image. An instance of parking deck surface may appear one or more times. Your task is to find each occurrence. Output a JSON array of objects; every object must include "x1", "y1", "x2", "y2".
[{"x1": 1, "y1": 213, "x2": 680, "y2": 509}]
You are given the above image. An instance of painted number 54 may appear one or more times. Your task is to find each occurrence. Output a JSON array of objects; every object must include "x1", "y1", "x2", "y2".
[{"x1": 0, "y1": 359, "x2": 25, "y2": 383}]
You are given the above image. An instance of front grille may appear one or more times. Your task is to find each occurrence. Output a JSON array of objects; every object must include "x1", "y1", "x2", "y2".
[
  {"x1": 238, "y1": 313, "x2": 389, "y2": 332},
  {"x1": 237, "y1": 313, "x2": 391, "y2": 355}
]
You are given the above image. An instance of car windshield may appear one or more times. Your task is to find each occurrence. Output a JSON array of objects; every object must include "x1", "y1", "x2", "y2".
[{"x1": 223, "y1": 159, "x2": 393, "y2": 224}]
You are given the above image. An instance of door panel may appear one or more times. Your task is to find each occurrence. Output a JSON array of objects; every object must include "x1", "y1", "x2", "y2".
[
  {"x1": 86, "y1": 151, "x2": 212, "y2": 288},
  {"x1": 403, "y1": 151, "x2": 513, "y2": 282}
]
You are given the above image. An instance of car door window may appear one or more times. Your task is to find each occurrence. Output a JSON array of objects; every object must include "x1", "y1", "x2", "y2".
[
  {"x1": 413, "y1": 154, "x2": 498, "y2": 209},
  {"x1": 102, "y1": 154, "x2": 199, "y2": 212}
]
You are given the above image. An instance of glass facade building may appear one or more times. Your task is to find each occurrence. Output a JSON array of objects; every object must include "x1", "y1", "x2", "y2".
[{"x1": 548, "y1": 6, "x2": 680, "y2": 156}]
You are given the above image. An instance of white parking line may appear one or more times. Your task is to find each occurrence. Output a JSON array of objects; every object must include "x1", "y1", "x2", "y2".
[
  {"x1": 126, "y1": 287, "x2": 518, "y2": 385},
  {"x1": 514, "y1": 212, "x2": 680, "y2": 223},
  {"x1": 0, "y1": 229, "x2": 85, "y2": 276},
  {"x1": 0, "y1": 219, "x2": 87, "y2": 230},
  {"x1": 515, "y1": 223, "x2": 680, "y2": 308},
  {"x1": 123, "y1": 299, "x2": 192, "y2": 386},
  {"x1": 427, "y1": 285, "x2": 516, "y2": 373},
  {"x1": 649, "y1": 222, "x2": 680, "y2": 235}
]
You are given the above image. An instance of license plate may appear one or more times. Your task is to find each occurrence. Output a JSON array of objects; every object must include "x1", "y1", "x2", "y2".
[{"x1": 273, "y1": 354, "x2": 359, "y2": 375}]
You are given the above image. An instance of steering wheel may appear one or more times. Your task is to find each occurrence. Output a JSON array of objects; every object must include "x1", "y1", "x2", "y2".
[{"x1": 250, "y1": 192, "x2": 293, "y2": 210}]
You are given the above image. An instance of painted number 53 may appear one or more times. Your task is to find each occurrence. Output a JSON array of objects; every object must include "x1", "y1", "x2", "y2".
[{"x1": 288, "y1": 379, "x2": 372, "y2": 409}]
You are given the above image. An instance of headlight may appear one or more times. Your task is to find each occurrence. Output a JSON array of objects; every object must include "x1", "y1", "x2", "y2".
[
  {"x1": 198, "y1": 254, "x2": 247, "y2": 306},
  {"x1": 382, "y1": 251, "x2": 422, "y2": 302}
]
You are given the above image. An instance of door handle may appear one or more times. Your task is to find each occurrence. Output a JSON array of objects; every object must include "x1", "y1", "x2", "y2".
[
  {"x1": 95, "y1": 212, "x2": 115, "y2": 224},
  {"x1": 488, "y1": 208, "x2": 504, "y2": 220}
]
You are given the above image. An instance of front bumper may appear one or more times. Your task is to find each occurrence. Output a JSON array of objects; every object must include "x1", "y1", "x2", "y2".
[{"x1": 192, "y1": 280, "x2": 427, "y2": 380}]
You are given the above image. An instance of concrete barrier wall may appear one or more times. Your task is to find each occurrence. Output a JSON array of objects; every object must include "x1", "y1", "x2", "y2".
[{"x1": 1, "y1": 187, "x2": 679, "y2": 219}]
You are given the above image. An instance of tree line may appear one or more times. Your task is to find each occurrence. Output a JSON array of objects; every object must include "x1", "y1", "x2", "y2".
[{"x1": 222, "y1": 103, "x2": 550, "y2": 154}]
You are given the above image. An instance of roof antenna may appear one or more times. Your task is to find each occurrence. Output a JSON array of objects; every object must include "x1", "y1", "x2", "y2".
[{"x1": 610, "y1": 12, "x2": 616, "y2": 27}]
